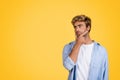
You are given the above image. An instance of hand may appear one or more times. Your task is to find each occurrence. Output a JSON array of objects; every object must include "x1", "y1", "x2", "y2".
[
  {"x1": 79, "y1": 30, "x2": 88, "y2": 37},
  {"x1": 75, "y1": 30, "x2": 88, "y2": 45}
]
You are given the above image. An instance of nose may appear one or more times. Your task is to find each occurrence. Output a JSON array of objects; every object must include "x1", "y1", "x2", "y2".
[{"x1": 75, "y1": 26, "x2": 79, "y2": 31}]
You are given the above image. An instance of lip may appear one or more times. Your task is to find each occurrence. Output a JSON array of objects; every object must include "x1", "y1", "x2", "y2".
[
  {"x1": 75, "y1": 32, "x2": 81, "y2": 37},
  {"x1": 76, "y1": 31, "x2": 81, "y2": 35}
]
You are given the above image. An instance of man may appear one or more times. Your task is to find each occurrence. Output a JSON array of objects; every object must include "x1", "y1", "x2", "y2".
[{"x1": 62, "y1": 15, "x2": 108, "y2": 80}]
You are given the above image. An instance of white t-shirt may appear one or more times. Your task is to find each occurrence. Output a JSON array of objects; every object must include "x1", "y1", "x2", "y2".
[{"x1": 76, "y1": 42, "x2": 94, "y2": 80}]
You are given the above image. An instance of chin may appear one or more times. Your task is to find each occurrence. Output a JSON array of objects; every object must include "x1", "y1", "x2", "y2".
[{"x1": 76, "y1": 34, "x2": 80, "y2": 37}]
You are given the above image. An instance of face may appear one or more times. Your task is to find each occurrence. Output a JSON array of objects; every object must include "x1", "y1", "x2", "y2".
[{"x1": 73, "y1": 21, "x2": 89, "y2": 37}]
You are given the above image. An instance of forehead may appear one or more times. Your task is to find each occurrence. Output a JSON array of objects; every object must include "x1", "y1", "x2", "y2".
[{"x1": 74, "y1": 21, "x2": 85, "y2": 26}]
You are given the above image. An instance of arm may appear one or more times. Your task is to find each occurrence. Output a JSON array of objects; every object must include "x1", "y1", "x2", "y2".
[
  {"x1": 62, "y1": 44, "x2": 75, "y2": 71},
  {"x1": 62, "y1": 31, "x2": 88, "y2": 70},
  {"x1": 62, "y1": 42, "x2": 82, "y2": 71},
  {"x1": 103, "y1": 50, "x2": 109, "y2": 80},
  {"x1": 69, "y1": 43, "x2": 82, "y2": 63},
  {"x1": 69, "y1": 31, "x2": 88, "y2": 63}
]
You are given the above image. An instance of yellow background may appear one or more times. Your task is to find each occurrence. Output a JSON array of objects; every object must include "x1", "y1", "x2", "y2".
[{"x1": 0, "y1": 0, "x2": 120, "y2": 80}]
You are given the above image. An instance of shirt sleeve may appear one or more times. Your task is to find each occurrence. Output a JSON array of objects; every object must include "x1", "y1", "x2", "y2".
[
  {"x1": 62, "y1": 44, "x2": 75, "y2": 71},
  {"x1": 103, "y1": 48, "x2": 109, "y2": 80}
]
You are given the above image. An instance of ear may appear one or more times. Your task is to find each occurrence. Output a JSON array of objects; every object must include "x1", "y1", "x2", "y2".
[{"x1": 87, "y1": 26, "x2": 90, "y2": 31}]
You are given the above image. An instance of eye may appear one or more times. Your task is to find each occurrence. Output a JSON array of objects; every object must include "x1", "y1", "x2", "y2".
[
  {"x1": 73, "y1": 26, "x2": 76, "y2": 28},
  {"x1": 78, "y1": 24, "x2": 82, "y2": 28}
]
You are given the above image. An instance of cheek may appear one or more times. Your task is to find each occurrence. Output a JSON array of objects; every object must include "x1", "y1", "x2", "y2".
[
  {"x1": 79, "y1": 28, "x2": 85, "y2": 32},
  {"x1": 80, "y1": 30, "x2": 85, "y2": 34},
  {"x1": 80, "y1": 27, "x2": 87, "y2": 32}
]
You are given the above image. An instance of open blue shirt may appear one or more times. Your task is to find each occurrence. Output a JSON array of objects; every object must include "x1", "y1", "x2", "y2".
[{"x1": 62, "y1": 41, "x2": 108, "y2": 80}]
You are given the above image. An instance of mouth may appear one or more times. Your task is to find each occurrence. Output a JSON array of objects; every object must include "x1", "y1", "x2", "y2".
[
  {"x1": 76, "y1": 31, "x2": 80, "y2": 34},
  {"x1": 76, "y1": 32, "x2": 81, "y2": 37}
]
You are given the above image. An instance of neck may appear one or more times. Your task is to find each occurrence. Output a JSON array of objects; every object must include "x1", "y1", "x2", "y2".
[{"x1": 84, "y1": 35, "x2": 93, "y2": 44}]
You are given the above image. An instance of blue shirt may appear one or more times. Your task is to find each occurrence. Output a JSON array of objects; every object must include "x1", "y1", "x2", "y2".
[{"x1": 62, "y1": 41, "x2": 108, "y2": 80}]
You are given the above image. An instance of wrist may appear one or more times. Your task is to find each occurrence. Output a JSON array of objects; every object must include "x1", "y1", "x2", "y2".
[{"x1": 74, "y1": 42, "x2": 82, "y2": 48}]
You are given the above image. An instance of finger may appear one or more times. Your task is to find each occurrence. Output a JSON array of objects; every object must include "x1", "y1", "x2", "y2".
[{"x1": 80, "y1": 30, "x2": 88, "y2": 37}]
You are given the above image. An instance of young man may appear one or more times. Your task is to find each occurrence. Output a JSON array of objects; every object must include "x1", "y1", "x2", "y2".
[{"x1": 62, "y1": 15, "x2": 108, "y2": 80}]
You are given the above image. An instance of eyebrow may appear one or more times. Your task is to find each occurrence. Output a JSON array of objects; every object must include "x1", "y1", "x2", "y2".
[{"x1": 74, "y1": 24, "x2": 83, "y2": 28}]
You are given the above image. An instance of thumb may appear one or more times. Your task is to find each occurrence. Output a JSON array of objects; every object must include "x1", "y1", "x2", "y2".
[{"x1": 80, "y1": 30, "x2": 88, "y2": 37}]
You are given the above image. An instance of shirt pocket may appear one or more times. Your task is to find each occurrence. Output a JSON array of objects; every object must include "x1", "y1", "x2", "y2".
[{"x1": 91, "y1": 59, "x2": 102, "y2": 74}]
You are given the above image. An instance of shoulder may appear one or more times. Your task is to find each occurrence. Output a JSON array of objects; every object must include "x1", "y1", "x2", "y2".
[
  {"x1": 94, "y1": 42, "x2": 108, "y2": 57},
  {"x1": 63, "y1": 41, "x2": 75, "y2": 53},
  {"x1": 64, "y1": 41, "x2": 75, "y2": 48},
  {"x1": 95, "y1": 42, "x2": 107, "y2": 52},
  {"x1": 62, "y1": 41, "x2": 75, "y2": 55}
]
